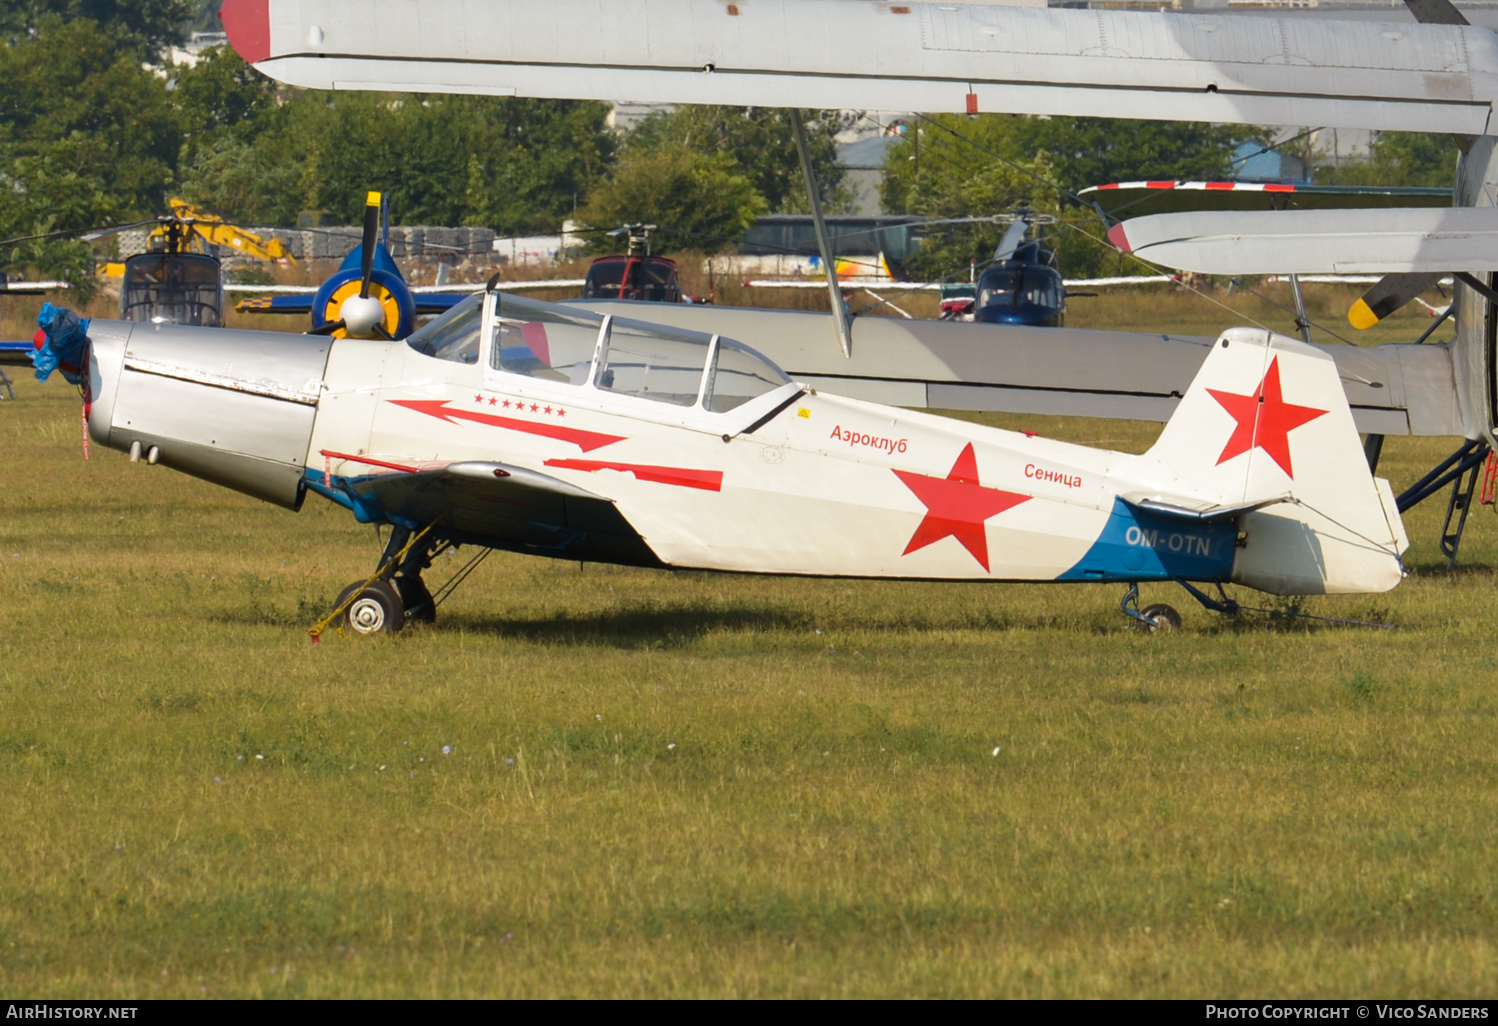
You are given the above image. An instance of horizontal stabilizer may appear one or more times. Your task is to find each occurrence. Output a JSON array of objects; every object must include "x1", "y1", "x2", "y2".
[
  {"x1": 1122, "y1": 495, "x2": 1288, "y2": 523},
  {"x1": 1109, "y1": 207, "x2": 1498, "y2": 275}
]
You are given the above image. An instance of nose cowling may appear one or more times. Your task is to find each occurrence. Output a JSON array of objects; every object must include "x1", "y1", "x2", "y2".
[{"x1": 87, "y1": 320, "x2": 331, "y2": 509}]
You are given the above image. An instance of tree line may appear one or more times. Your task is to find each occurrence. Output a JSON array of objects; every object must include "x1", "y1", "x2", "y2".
[{"x1": 0, "y1": 1, "x2": 1461, "y2": 288}]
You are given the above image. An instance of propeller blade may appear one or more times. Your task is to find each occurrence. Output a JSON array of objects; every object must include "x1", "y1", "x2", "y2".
[
  {"x1": 1349, "y1": 272, "x2": 1445, "y2": 329},
  {"x1": 358, "y1": 191, "x2": 380, "y2": 299},
  {"x1": 1403, "y1": 0, "x2": 1467, "y2": 25},
  {"x1": 309, "y1": 320, "x2": 346, "y2": 336},
  {"x1": 372, "y1": 324, "x2": 395, "y2": 341}
]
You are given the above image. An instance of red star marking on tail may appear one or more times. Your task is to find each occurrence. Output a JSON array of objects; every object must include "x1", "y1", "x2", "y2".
[
  {"x1": 892, "y1": 443, "x2": 1030, "y2": 572},
  {"x1": 1206, "y1": 356, "x2": 1328, "y2": 479}
]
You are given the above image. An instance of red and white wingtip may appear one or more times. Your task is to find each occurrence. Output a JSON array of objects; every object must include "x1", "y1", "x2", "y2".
[
  {"x1": 1106, "y1": 222, "x2": 1133, "y2": 254},
  {"x1": 220, "y1": 0, "x2": 271, "y2": 65},
  {"x1": 1082, "y1": 181, "x2": 1300, "y2": 196}
]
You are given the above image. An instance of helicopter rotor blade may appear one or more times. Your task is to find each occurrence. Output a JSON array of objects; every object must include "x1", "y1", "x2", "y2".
[
  {"x1": 993, "y1": 220, "x2": 1030, "y2": 262},
  {"x1": 0, "y1": 218, "x2": 159, "y2": 249}
]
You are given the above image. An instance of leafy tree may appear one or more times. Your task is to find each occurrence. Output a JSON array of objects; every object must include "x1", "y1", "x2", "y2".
[
  {"x1": 881, "y1": 115, "x2": 1245, "y2": 278},
  {"x1": 0, "y1": 1, "x2": 192, "y2": 55},
  {"x1": 0, "y1": 18, "x2": 180, "y2": 290},
  {"x1": 1311, "y1": 131, "x2": 1458, "y2": 188},
  {"x1": 627, "y1": 106, "x2": 848, "y2": 215},
  {"x1": 176, "y1": 136, "x2": 303, "y2": 225},
  {"x1": 185, "y1": 0, "x2": 221, "y2": 34},
  {"x1": 576, "y1": 147, "x2": 767, "y2": 252},
  {"x1": 173, "y1": 44, "x2": 280, "y2": 147},
  {"x1": 176, "y1": 82, "x2": 616, "y2": 233}
]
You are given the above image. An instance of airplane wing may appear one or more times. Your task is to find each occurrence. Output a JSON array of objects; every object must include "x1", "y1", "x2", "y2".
[
  {"x1": 221, "y1": 0, "x2": 1498, "y2": 134},
  {"x1": 569, "y1": 299, "x2": 1462, "y2": 438},
  {"x1": 1108, "y1": 207, "x2": 1498, "y2": 275},
  {"x1": 236, "y1": 292, "x2": 470, "y2": 316},
  {"x1": 320, "y1": 460, "x2": 663, "y2": 567},
  {"x1": 1082, "y1": 182, "x2": 1454, "y2": 219},
  {"x1": 0, "y1": 340, "x2": 34, "y2": 365}
]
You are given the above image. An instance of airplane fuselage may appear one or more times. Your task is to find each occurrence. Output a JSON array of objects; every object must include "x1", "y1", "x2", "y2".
[{"x1": 80, "y1": 294, "x2": 1406, "y2": 598}]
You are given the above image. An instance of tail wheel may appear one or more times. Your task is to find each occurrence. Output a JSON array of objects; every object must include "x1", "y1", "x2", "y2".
[
  {"x1": 1139, "y1": 603, "x2": 1182, "y2": 632},
  {"x1": 336, "y1": 580, "x2": 405, "y2": 635}
]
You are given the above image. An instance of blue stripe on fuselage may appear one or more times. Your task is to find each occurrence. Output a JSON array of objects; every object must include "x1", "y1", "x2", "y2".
[{"x1": 1058, "y1": 497, "x2": 1235, "y2": 582}]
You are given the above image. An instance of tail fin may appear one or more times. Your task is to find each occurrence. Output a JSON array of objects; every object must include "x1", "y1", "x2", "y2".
[{"x1": 1144, "y1": 327, "x2": 1407, "y2": 595}]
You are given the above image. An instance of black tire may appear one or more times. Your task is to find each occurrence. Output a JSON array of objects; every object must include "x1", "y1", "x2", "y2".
[
  {"x1": 395, "y1": 574, "x2": 436, "y2": 624},
  {"x1": 336, "y1": 579, "x2": 405, "y2": 635},
  {"x1": 1140, "y1": 603, "x2": 1182, "y2": 632}
]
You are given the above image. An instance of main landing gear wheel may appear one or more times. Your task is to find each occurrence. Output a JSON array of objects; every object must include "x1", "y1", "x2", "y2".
[
  {"x1": 1139, "y1": 603, "x2": 1182, "y2": 632},
  {"x1": 336, "y1": 579, "x2": 405, "y2": 636}
]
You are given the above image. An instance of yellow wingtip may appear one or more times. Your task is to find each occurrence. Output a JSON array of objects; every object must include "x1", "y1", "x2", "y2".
[
  {"x1": 366, "y1": 191, "x2": 382, "y2": 208},
  {"x1": 1348, "y1": 299, "x2": 1379, "y2": 331}
]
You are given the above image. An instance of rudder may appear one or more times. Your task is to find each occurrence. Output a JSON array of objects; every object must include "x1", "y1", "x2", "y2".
[{"x1": 1144, "y1": 328, "x2": 1406, "y2": 594}]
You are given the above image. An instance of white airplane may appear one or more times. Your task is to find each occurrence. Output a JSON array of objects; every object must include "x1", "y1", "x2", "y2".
[
  {"x1": 28, "y1": 0, "x2": 1468, "y2": 633},
  {"x1": 35, "y1": 284, "x2": 1404, "y2": 634},
  {"x1": 214, "y1": 0, "x2": 1498, "y2": 571}
]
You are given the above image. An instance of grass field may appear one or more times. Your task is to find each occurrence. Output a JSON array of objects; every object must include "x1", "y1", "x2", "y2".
[{"x1": 1, "y1": 289, "x2": 1496, "y2": 998}]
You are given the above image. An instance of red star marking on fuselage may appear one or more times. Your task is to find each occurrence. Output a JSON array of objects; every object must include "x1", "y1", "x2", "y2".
[
  {"x1": 488, "y1": 397, "x2": 498, "y2": 406},
  {"x1": 891, "y1": 443, "x2": 1030, "y2": 572},
  {"x1": 501, "y1": 399, "x2": 511, "y2": 408},
  {"x1": 473, "y1": 394, "x2": 483, "y2": 404},
  {"x1": 1206, "y1": 356, "x2": 1328, "y2": 479}
]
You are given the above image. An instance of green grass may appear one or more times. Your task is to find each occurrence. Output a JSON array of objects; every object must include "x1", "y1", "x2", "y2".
[{"x1": 2, "y1": 317, "x2": 1497, "y2": 997}]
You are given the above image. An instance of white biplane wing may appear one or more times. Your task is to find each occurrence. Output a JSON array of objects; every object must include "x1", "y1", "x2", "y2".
[
  {"x1": 570, "y1": 300, "x2": 1464, "y2": 438},
  {"x1": 222, "y1": 0, "x2": 1498, "y2": 134},
  {"x1": 216, "y1": 0, "x2": 1478, "y2": 441},
  {"x1": 1109, "y1": 207, "x2": 1498, "y2": 275}
]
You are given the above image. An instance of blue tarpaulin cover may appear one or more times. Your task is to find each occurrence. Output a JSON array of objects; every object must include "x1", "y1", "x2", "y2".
[{"x1": 31, "y1": 302, "x2": 90, "y2": 384}]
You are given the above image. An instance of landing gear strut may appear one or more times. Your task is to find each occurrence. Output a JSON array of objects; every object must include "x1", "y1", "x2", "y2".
[
  {"x1": 1394, "y1": 438, "x2": 1492, "y2": 570},
  {"x1": 380, "y1": 524, "x2": 439, "y2": 624},
  {"x1": 1120, "y1": 582, "x2": 1181, "y2": 632},
  {"x1": 331, "y1": 523, "x2": 445, "y2": 637}
]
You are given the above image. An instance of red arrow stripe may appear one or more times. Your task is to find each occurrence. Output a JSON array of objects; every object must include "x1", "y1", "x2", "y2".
[
  {"x1": 389, "y1": 399, "x2": 625, "y2": 452},
  {"x1": 545, "y1": 458, "x2": 723, "y2": 492}
]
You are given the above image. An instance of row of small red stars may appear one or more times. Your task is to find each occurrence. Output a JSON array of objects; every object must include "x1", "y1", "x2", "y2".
[{"x1": 473, "y1": 393, "x2": 566, "y2": 416}]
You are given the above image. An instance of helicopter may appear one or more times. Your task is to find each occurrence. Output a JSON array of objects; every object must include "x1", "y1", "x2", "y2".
[
  {"x1": 579, "y1": 224, "x2": 695, "y2": 305},
  {"x1": 945, "y1": 214, "x2": 1070, "y2": 329},
  {"x1": 0, "y1": 199, "x2": 293, "y2": 331},
  {"x1": 112, "y1": 199, "x2": 294, "y2": 328}
]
